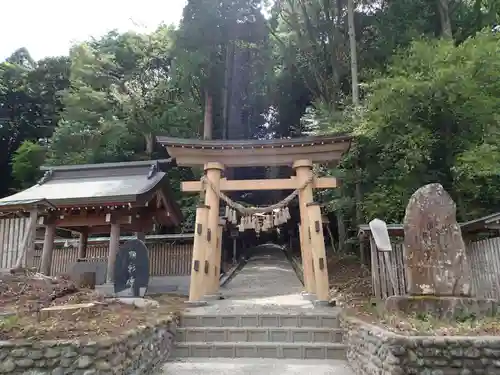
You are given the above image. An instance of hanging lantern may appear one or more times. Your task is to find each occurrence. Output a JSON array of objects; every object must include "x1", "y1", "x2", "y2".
[{"x1": 225, "y1": 205, "x2": 230, "y2": 218}]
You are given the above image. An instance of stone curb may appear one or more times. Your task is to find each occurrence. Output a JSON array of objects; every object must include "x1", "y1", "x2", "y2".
[
  {"x1": 0, "y1": 316, "x2": 177, "y2": 374},
  {"x1": 342, "y1": 315, "x2": 500, "y2": 343},
  {"x1": 341, "y1": 315, "x2": 500, "y2": 374},
  {"x1": 220, "y1": 258, "x2": 247, "y2": 287}
]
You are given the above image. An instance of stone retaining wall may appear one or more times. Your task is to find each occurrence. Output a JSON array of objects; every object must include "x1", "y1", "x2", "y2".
[
  {"x1": 0, "y1": 318, "x2": 176, "y2": 375},
  {"x1": 343, "y1": 317, "x2": 500, "y2": 375}
]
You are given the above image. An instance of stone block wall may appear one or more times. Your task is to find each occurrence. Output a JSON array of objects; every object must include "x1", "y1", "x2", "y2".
[
  {"x1": 0, "y1": 318, "x2": 176, "y2": 375},
  {"x1": 343, "y1": 317, "x2": 500, "y2": 375}
]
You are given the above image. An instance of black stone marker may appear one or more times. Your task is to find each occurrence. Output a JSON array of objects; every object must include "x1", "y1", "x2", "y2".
[{"x1": 113, "y1": 239, "x2": 150, "y2": 297}]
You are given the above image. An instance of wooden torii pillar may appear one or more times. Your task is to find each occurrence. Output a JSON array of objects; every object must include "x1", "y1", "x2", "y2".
[
  {"x1": 294, "y1": 159, "x2": 316, "y2": 297},
  {"x1": 202, "y1": 162, "x2": 224, "y2": 299}
]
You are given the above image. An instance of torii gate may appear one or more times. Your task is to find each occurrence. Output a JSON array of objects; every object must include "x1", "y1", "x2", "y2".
[{"x1": 156, "y1": 135, "x2": 352, "y2": 304}]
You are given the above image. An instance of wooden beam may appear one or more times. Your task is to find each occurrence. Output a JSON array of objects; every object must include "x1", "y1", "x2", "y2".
[
  {"x1": 106, "y1": 223, "x2": 120, "y2": 283},
  {"x1": 78, "y1": 229, "x2": 88, "y2": 259},
  {"x1": 182, "y1": 177, "x2": 337, "y2": 193},
  {"x1": 83, "y1": 221, "x2": 153, "y2": 234},
  {"x1": 160, "y1": 137, "x2": 351, "y2": 167},
  {"x1": 54, "y1": 212, "x2": 133, "y2": 227},
  {"x1": 68, "y1": 214, "x2": 154, "y2": 235}
]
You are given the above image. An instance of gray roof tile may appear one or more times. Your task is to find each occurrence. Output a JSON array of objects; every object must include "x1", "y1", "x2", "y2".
[{"x1": 0, "y1": 159, "x2": 176, "y2": 209}]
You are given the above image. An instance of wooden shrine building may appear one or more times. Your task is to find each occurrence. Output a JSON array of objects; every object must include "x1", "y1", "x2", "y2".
[
  {"x1": 0, "y1": 159, "x2": 182, "y2": 282},
  {"x1": 156, "y1": 135, "x2": 352, "y2": 304}
]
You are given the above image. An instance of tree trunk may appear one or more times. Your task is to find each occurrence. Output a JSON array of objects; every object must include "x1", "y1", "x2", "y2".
[
  {"x1": 437, "y1": 0, "x2": 453, "y2": 39},
  {"x1": 203, "y1": 89, "x2": 213, "y2": 140},
  {"x1": 348, "y1": 0, "x2": 363, "y2": 233},
  {"x1": 145, "y1": 133, "x2": 154, "y2": 159},
  {"x1": 337, "y1": 210, "x2": 346, "y2": 253},
  {"x1": 222, "y1": 41, "x2": 234, "y2": 140},
  {"x1": 326, "y1": 224, "x2": 336, "y2": 253},
  {"x1": 347, "y1": 0, "x2": 359, "y2": 106}
]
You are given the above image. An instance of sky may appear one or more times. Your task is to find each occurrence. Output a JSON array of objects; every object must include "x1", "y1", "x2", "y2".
[{"x1": 0, "y1": 0, "x2": 187, "y2": 61}]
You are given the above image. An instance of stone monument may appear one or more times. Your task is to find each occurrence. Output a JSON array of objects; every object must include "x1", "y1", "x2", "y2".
[
  {"x1": 114, "y1": 239, "x2": 150, "y2": 297},
  {"x1": 385, "y1": 183, "x2": 496, "y2": 319},
  {"x1": 404, "y1": 183, "x2": 471, "y2": 296}
]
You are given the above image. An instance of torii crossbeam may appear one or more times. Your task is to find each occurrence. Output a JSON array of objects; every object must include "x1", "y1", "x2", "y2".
[{"x1": 182, "y1": 176, "x2": 337, "y2": 192}]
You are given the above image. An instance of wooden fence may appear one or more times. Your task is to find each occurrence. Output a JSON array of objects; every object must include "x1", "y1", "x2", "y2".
[
  {"x1": 31, "y1": 242, "x2": 193, "y2": 277},
  {"x1": 468, "y1": 237, "x2": 500, "y2": 299},
  {"x1": 0, "y1": 217, "x2": 29, "y2": 269},
  {"x1": 369, "y1": 237, "x2": 408, "y2": 299},
  {"x1": 370, "y1": 236, "x2": 500, "y2": 300}
]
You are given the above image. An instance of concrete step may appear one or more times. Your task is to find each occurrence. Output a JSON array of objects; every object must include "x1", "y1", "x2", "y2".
[
  {"x1": 180, "y1": 313, "x2": 340, "y2": 329},
  {"x1": 176, "y1": 327, "x2": 344, "y2": 343},
  {"x1": 172, "y1": 342, "x2": 346, "y2": 360},
  {"x1": 160, "y1": 358, "x2": 355, "y2": 375}
]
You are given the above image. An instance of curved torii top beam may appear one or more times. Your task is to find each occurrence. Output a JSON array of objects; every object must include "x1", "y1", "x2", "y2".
[{"x1": 156, "y1": 134, "x2": 352, "y2": 167}]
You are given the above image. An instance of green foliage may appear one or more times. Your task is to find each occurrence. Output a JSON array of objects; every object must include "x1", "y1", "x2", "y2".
[
  {"x1": 3, "y1": 0, "x2": 500, "y2": 237},
  {"x1": 314, "y1": 30, "x2": 500, "y2": 224},
  {"x1": 11, "y1": 141, "x2": 47, "y2": 190},
  {"x1": 48, "y1": 26, "x2": 201, "y2": 166},
  {"x1": 0, "y1": 50, "x2": 70, "y2": 195},
  {"x1": 177, "y1": 0, "x2": 272, "y2": 139}
]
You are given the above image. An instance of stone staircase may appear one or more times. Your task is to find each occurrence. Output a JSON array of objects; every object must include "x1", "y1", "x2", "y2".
[{"x1": 172, "y1": 312, "x2": 346, "y2": 360}]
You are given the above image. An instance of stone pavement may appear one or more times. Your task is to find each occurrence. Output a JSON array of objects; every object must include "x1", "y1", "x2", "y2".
[
  {"x1": 182, "y1": 246, "x2": 335, "y2": 315},
  {"x1": 164, "y1": 358, "x2": 354, "y2": 375},
  {"x1": 159, "y1": 245, "x2": 354, "y2": 374}
]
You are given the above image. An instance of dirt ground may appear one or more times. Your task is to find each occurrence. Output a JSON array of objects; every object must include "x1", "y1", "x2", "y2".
[
  {"x1": 327, "y1": 254, "x2": 500, "y2": 336},
  {"x1": 0, "y1": 271, "x2": 186, "y2": 341}
]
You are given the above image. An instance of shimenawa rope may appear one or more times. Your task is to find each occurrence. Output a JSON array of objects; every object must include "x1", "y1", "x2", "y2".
[{"x1": 200, "y1": 173, "x2": 314, "y2": 215}]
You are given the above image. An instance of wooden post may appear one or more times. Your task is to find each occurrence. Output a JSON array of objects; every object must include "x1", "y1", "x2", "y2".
[
  {"x1": 298, "y1": 222, "x2": 304, "y2": 266},
  {"x1": 293, "y1": 159, "x2": 316, "y2": 296},
  {"x1": 232, "y1": 237, "x2": 237, "y2": 264},
  {"x1": 188, "y1": 205, "x2": 210, "y2": 302},
  {"x1": 40, "y1": 223, "x2": 56, "y2": 275},
  {"x1": 307, "y1": 202, "x2": 330, "y2": 303},
  {"x1": 22, "y1": 208, "x2": 39, "y2": 269},
  {"x1": 136, "y1": 232, "x2": 146, "y2": 242},
  {"x1": 207, "y1": 219, "x2": 225, "y2": 295},
  {"x1": 203, "y1": 162, "x2": 224, "y2": 297},
  {"x1": 106, "y1": 223, "x2": 120, "y2": 283},
  {"x1": 78, "y1": 229, "x2": 88, "y2": 259}
]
